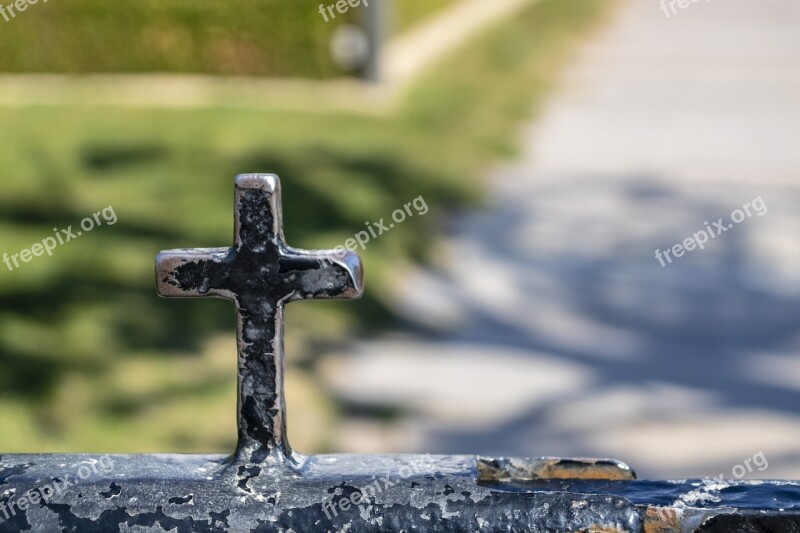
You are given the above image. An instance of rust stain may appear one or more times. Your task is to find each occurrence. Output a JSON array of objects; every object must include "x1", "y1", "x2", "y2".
[
  {"x1": 478, "y1": 457, "x2": 635, "y2": 482},
  {"x1": 542, "y1": 461, "x2": 632, "y2": 481},
  {"x1": 642, "y1": 506, "x2": 682, "y2": 533},
  {"x1": 574, "y1": 525, "x2": 627, "y2": 533}
]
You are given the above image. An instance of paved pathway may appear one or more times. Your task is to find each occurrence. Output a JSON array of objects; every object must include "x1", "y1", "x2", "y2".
[
  {"x1": 322, "y1": 0, "x2": 800, "y2": 479},
  {"x1": 384, "y1": 0, "x2": 532, "y2": 85}
]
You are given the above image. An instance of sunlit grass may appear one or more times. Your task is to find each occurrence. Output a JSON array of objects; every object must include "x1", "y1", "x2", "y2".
[{"x1": 0, "y1": 0, "x2": 457, "y2": 77}]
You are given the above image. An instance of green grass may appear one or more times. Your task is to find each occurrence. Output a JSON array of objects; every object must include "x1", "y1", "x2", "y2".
[
  {"x1": 0, "y1": 0, "x2": 455, "y2": 77},
  {"x1": 0, "y1": 0, "x2": 617, "y2": 454}
]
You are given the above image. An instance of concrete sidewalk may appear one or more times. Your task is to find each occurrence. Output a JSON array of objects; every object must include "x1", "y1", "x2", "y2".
[{"x1": 322, "y1": 0, "x2": 800, "y2": 479}]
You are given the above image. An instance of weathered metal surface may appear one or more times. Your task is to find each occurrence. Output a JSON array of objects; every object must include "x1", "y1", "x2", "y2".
[
  {"x1": 3, "y1": 453, "x2": 800, "y2": 531},
  {"x1": 641, "y1": 506, "x2": 683, "y2": 533},
  {"x1": 0, "y1": 454, "x2": 647, "y2": 532},
  {"x1": 2, "y1": 174, "x2": 799, "y2": 532},
  {"x1": 478, "y1": 456, "x2": 635, "y2": 482},
  {"x1": 156, "y1": 174, "x2": 362, "y2": 462}
]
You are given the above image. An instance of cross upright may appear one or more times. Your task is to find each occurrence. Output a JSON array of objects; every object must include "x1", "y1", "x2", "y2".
[{"x1": 156, "y1": 174, "x2": 363, "y2": 463}]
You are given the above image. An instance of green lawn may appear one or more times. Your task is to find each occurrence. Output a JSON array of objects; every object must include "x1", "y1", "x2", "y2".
[
  {"x1": 0, "y1": 0, "x2": 616, "y2": 454},
  {"x1": 0, "y1": 0, "x2": 456, "y2": 77}
]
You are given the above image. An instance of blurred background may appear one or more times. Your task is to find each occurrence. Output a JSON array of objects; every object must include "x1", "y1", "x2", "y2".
[{"x1": 0, "y1": 0, "x2": 798, "y2": 480}]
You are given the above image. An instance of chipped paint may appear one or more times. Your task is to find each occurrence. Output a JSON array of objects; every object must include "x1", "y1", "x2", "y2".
[
  {"x1": 642, "y1": 506, "x2": 682, "y2": 533},
  {"x1": 155, "y1": 174, "x2": 363, "y2": 462},
  {"x1": 478, "y1": 457, "x2": 636, "y2": 482}
]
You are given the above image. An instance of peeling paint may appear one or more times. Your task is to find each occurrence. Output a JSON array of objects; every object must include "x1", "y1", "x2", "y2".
[{"x1": 155, "y1": 174, "x2": 363, "y2": 462}]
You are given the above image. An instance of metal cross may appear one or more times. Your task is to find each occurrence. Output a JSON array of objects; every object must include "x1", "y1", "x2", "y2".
[{"x1": 156, "y1": 174, "x2": 363, "y2": 462}]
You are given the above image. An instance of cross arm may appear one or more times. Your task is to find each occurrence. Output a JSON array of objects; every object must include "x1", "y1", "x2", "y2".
[
  {"x1": 279, "y1": 248, "x2": 364, "y2": 302},
  {"x1": 156, "y1": 247, "x2": 235, "y2": 300}
]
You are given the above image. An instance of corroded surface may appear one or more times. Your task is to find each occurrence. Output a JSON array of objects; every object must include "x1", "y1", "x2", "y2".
[
  {"x1": 478, "y1": 456, "x2": 636, "y2": 482},
  {"x1": 156, "y1": 174, "x2": 362, "y2": 462},
  {"x1": 0, "y1": 454, "x2": 642, "y2": 532},
  {"x1": 2, "y1": 454, "x2": 800, "y2": 531}
]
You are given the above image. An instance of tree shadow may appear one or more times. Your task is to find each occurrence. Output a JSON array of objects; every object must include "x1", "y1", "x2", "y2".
[{"x1": 376, "y1": 173, "x2": 800, "y2": 465}]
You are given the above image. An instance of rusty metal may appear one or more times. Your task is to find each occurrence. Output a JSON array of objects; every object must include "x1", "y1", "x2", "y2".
[{"x1": 478, "y1": 456, "x2": 635, "y2": 482}]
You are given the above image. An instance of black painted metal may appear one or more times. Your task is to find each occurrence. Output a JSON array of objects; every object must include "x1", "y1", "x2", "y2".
[
  {"x1": 2, "y1": 453, "x2": 799, "y2": 531},
  {"x1": 1, "y1": 174, "x2": 798, "y2": 532},
  {"x1": 156, "y1": 174, "x2": 362, "y2": 462}
]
